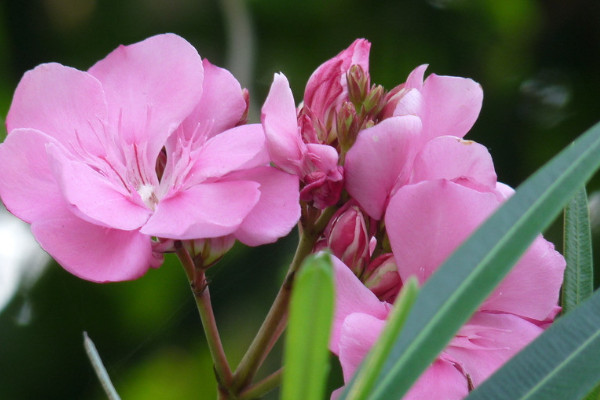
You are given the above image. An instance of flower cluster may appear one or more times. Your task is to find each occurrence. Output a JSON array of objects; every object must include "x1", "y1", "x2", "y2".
[{"x1": 0, "y1": 34, "x2": 565, "y2": 398}]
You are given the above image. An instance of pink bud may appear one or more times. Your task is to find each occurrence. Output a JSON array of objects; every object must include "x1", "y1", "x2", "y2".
[
  {"x1": 347, "y1": 64, "x2": 370, "y2": 106},
  {"x1": 304, "y1": 39, "x2": 371, "y2": 125},
  {"x1": 362, "y1": 253, "x2": 402, "y2": 302},
  {"x1": 325, "y1": 202, "x2": 370, "y2": 275},
  {"x1": 184, "y1": 236, "x2": 236, "y2": 268}
]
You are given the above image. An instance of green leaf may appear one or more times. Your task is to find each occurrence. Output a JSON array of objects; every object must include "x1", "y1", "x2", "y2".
[
  {"x1": 357, "y1": 121, "x2": 600, "y2": 400},
  {"x1": 562, "y1": 186, "x2": 594, "y2": 313},
  {"x1": 344, "y1": 278, "x2": 419, "y2": 400},
  {"x1": 466, "y1": 288, "x2": 600, "y2": 400},
  {"x1": 584, "y1": 385, "x2": 600, "y2": 400},
  {"x1": 281, "y1": 252, "x2": 334, "y2": 400}
]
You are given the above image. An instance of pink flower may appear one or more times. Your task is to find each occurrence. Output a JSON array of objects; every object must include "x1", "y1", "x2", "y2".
[
  {"x1": 0, "y1": 34, "x2": 299, "y2": 283},
  {"x1": 329, "y1": 180, "x2": 565, "y2": 399},
  {"x1": 345, "y1": 66, "x2": 485, "y2": 220}
]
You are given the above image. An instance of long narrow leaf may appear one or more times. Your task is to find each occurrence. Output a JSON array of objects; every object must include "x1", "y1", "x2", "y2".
[
  {"x1": 281, "y1": 253, "x2": 334, "y2": 400},
  {"x1": 466, "y1": 288, "x2": 600, "y2": 400},
  {"x1": 359, "y1": 121, "x2": 600, "y2": 400},
  {"x1": 562, "y1": 186, "x2": 594, "y2": 313}
]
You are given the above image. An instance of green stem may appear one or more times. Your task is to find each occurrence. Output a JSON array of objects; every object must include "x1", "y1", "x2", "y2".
[
  {"x1": 175, "y1": 243, "x2": 233, "y2": 389},
  {"x1": 232, "y1": 205, "x2": 338, "y2": 390},
  {"x1": 238, "y1": 369, "x2": 283, "y2": 400}
]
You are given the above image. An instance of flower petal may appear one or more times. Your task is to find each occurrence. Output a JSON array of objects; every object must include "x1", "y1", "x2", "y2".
[
  {"x1": 403, "y1": 358, "x2": 468, "y2": 400},
  {"x1": 6, "y1": 63, "x2": 108, "y2": 156},
  {"x1": 446, "y1": 312, "x2": 543, "y2": 386},
  {"x1": 481, "y1": 235, "x2": 565, "y2": 321},
  {"x1": 31, "y1": 206, "x2": 155, "y2": 282},
  {"x1": 48, "y1": 143, "x2": 152, "y2": 230},
  {"x1": 385, "y1": 180, "x2": 498, "y2": 284},
  {"x1": 88, "y1": 33, "x2": 204, "y2": 163},
  {"x1": 180, "y1": 58, "x2": 246, "y2": 140},
  {"x1": 338, "y1": 313, "x2": 385, "y2": 381},
  {"x1": 411, "y1": 135, "x2": 497, "y2": 190},
  {"x1": 142, "y1": 181, "x2": 261, "y2": 239},
  {"x1": 261, "y1": 73, "x2": 305, "y2": 174},
  {"x1": 228, "y1": 166, "x2": 300, "y2": 246},
  {"x1": 0, "y1": 129, "x2": 64, "y2": 223},
  {"x1": 345, "y1": 116, "x2": 421, "y2": 220},
  {"x1": 330, "y1": 255, "x2": 390, "y2": 354},
  {"x1": 189, "y1": 124, "x2": 269, "y2": 182},
  {"x1": 420, "y1": 73, "x2": 483, "y2": 141}
]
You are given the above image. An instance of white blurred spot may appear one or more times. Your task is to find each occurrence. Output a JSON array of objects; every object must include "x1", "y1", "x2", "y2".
[{"x1": 0, "y1": 206, "x2": 50, "y2": 316}]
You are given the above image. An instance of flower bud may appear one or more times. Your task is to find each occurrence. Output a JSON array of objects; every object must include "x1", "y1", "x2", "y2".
[
  {"x1": 184, "y1": 236, "x2": 236, "y2": 268},
  {"x1": 362, "y1": 253, "x2": 402, "y2": 302},
  {"x1": 363, "y1": 84, "x2": 386, "y2": 116},
  {"x1": 325, "y1": 202, "x2": 370, "y2": 275},
  {"x1": 347, "y1": 64, "x2": 370, "y2": 107}
]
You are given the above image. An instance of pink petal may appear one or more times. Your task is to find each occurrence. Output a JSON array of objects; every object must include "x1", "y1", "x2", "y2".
[
  {"x1": 385, "y1": 180, "x2": 498, "y2": 284},
  {"x1": 345, "y1": 116, "x2": 421, "y2": 220},
  {"x1": 88, "y1": 33, "x2": 204, "y2": 163},
  {"x1": 31, "y1": 206, "x2": 155, "y2": 283},
  {"x1": 261, "y1": 73, "x2": 305, "y2": 174},
  {"x1": 420, "y1": 73, "x2": 483, "y2": 141},
  {"x1": 330, "y1": 255, "x2": 390, "y2": 354},
  {"x1": 338, "y1": 313, "x2": 385, "y2": 381},
  {"x1": 6, "y1": 63, "x2": 108, "y2": 156},
  {"x1": 141, "y1": 181, "x2": 261, "y2": 239},
  {"x1": 227, "y1": 166, "x2": 300, "y2": 246},
  {"x1": 392, "y1": 88, "x2": 423, "y2": 117},
  {"x1": 0, "y1": 129, "x2": 64, "y2": 223},
  {"x1": 189, "y1": 124, "x2": 269, "y2": 183},
  {"x1": 447, "y1": 312, "x2": 543, "y2": 386},
  {"x1": 481, "y1": 235, "x2": 565, "y2": 321},
  {"x1": 404, "y1": 64, "x2": 428, "y2": 90},
  {"x1": 411, "y1": 135, "x2": 497, "y2": 190},
  {"x1": 180, "y1": 58, "x2": 246, "y2": 140},
  {"x1": 404, "y1": 358, "x2": 468, "y2": 400},
  {"x1": 48, "y1": 143, "x2": 152, "y2": 230}
]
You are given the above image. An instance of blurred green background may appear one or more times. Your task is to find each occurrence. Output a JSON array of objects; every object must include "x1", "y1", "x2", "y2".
[{"x1": 0, "y1": 0, "x2": 599, "y2": 399}]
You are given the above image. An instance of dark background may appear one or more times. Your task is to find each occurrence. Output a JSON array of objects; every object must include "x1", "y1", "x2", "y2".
[{"x1": 0, "y1": 0, "x2": 598, "y2": 398}]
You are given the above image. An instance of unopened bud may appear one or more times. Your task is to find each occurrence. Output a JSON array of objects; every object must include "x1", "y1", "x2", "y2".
[
  {"x1": 347, "y1": 64, "x2": 370, "y2": 107},
  {"x1": 363, "y1": 84, "x2": 386, "y2": 116},
  {"x1": 336, "y1": 101, "x2": 359, "y2": 151},
  {"x1": 184, "y1": 236, "x2": 236, "y2": 269},
  {"x1": 325, "y1": 202, "x2": 370, "y2": 276},
  {"x1": 363, "y1": 253, "x2": 401, "y2": 302}
]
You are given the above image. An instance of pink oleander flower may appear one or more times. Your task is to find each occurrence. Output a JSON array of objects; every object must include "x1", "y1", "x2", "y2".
[
  {"x1": 261, "y1": 40, "x2": 370, "y2": 209},
  {"x1": 330, "y1": 180, "x2": 565, "y2": 399},
  {"x1": 0, "y1": 33, "x2": 300, "y2": 283},
  {"x1": 345, "y1": 65, "x2": 485, "y2": 220}
]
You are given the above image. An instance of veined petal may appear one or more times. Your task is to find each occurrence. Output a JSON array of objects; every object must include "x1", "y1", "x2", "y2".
[
  {"x1": 142, "y1": 181, "x2": 261, "y2": 239},
  {"x1": 189, "y1": 124, "x2": 269, "y2": 182},
  {"x1": 6, "y1": 63, "x2": 108, "y2": 156},
  {"x1": 48, "y1": 143, "x2": 152, "y2": 230},
  {"x1": 228, "y1": 166, "x2": 300, "y2": 246},
  {"x1": 403, "y1": 358, "x2": 468, "y2": 400},
  {"x1": 345, "y1": 116, "x2": 421, "y2": 220},
  {"x1": 446, "y1": 312, "x2": 543, "y2": 386},
  {"x1": 31, "y1": 205, "x2": 155, "y2": 282},
  {"x1": 88, "y1": 33, "x2": 204, "y2": 164},
  {"x1": 261, "y1": 73, "x2": 305, "y2": 174},
  {"x1": 0, "y1": 129, "x2": 64, "y2": 223}
]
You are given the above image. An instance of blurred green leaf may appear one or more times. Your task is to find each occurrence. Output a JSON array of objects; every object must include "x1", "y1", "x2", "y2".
[
  {"x1": 562, "y1": 186, "x2": 594, "y2": 313},
  {"x1": 282, "y1": 253, "x2": 334, "y2": 400},
  {"x1": 466, "y1": 288, "x2": 600, "y2": 400},
  {"x1": 344, "y1": 278, "x2": 418, "y2": 400},
  {"x1": 356, "y1": 121, "x2": 600, "y2": 400}
]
